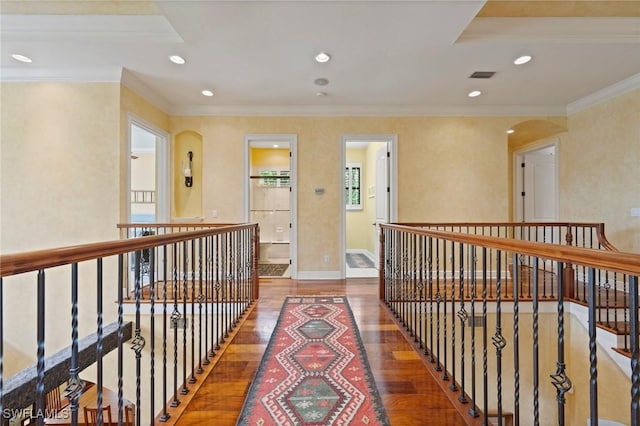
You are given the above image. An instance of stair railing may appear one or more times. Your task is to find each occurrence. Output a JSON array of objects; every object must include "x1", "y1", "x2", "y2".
[
  {"x1": 380, "y1": 223, "x2": 640, "y2": 426},
  {"x1": 0, "y1": 223, "x2": 258, "y2": 425}
]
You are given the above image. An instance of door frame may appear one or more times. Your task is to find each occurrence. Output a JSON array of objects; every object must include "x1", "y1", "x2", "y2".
[
  {"x1": 340, "y1": 134, "x2": 398, "y2": 279},
  {"x1": 244, "y1": 134, "x2": 298, "y2": 279},
  {"x1": 126, "y1": 113, "x2": 170, "y2": 224},
  {"x1": 513, "y1": 138, "x2": 559, "y2": 222}
]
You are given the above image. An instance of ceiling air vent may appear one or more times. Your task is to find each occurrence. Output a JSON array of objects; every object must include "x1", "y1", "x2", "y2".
[{"x1": 469, "y1": 71, "x2": 496, "y2": 79}]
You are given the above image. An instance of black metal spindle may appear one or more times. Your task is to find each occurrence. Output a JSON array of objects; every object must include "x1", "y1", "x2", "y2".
[
  {"x1": 442, "y1": 240, "x2": 449, "y2": 381},
  {"x1": 35, "y1": 270, "x2": 45, "y2": 426},
  {"x1": 197, "y1": 238, "x2": 204, "y2": 373},
  {"x1": 67, "y1": 263, "x2": 83, "y2": 425},
  {"x1": 492, "y1": 252, "x2": 505, "y2": 426},
  {"x1": 181, "y1": 241, "x2": 189, "y2": 395},
  {"x1": 550, "y1": 262, "x2": 572, "y2": 426},
  {"x1": 189, "y1": 239, "x2": 196, "y2": 385},
  {"x1": 117, "y1": 255, "x2": 125, "y2": 425},
  {"x1": 512, "y1": 253, "x2": 520, "y2": 425},
  {"x1": 149, "y1": 248, "x2": 156, "y2": 424},
  {"x1": 456, "y1": 242, "x2": 466, "y2": 401},
  {"x1": 587, "y1": 267, "x2": 598, "y2": 426},
  {"x1": 482, "y1": 248, "x2": 489, "y2": 425},
  {"x1": 171, "y1": 243, "x2": 180, "y2": 408},
  {"x1": 161, "y1": 244, "x2": 170, "y2": 421},
  {"x1": 629, "y1": 275, "x2": 639, "y2": 424},
  {"x1": 96, "y1": 258, "x2": 104, "y2": 424},
  {"x1": 449, "y1": 240, "x2": 457, "y2": 390},
  {"x1": 132, "y1": 252, "x2": 145, "y2": 425},
  {"x1": 468, "y1": 246, "x2": 479, "y2": 417},
  {"x1": 435, "y1": 238, "x2": 442, "y2": 372},
  {"x1": 428, "y1": 237, "x2": 435, "y2": 362},
  {"x1": 532, "y1": 258, "x2": 540, "y2": 425}
]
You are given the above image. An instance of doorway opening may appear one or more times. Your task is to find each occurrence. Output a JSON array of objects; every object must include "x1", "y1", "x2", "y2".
[
  {"x1": 514, "y1": 140, "x2": 558, "y2": 223},
  {"x1": 244, "y1": 134, "x2": 297, "y2": 279},
  {"x1": 127, "y1": 117, "x2": 169, "y2": 224},
  {"x1": 341, "y1": 135, "x2": 397, "y2": 279}
]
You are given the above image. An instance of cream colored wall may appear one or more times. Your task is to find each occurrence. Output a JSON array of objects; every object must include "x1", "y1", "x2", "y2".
[
  {"x1": 169, "y1": 115, "x2": 541, "y2": 273},
  {"x1": 1, "y1": 82, "x2": 122, "y2": 375},
  {"x1": 561, "y1": 89, "x2": 640, "y2": 253},
  {"x1": 346, "y1": 148, "x2": 369, "y2": 250}
]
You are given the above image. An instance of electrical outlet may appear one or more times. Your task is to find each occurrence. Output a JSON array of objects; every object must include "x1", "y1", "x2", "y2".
[
  {"x1": 324, "y1": 255, "x2": 330, "y2": 263},
  {"x1": 210, "y1": 210, "x2": 218, "y2": 218}
]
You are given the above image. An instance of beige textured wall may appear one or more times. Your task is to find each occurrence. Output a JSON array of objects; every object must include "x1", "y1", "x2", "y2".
[
  {"x1": 346, "y1": 148, "x2": 369, "y2": 250},
  {"x1": 169, "y1": 115, "x2": 529, "y2": 272},
  {"x1": 1, "y1": 82, "x2": 122, "y2": 374},
  {"x1": 561, "y1": 89, "x2": 640, "y2": 253}
]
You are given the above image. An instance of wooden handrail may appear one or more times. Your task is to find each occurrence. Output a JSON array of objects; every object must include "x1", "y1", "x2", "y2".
[
  {"x1": 0, "y1": 224, "x2": 258, "y2": 277},
  {"x1": 398, "y1": 221, "x2": 619, "y2": 251},
  {"x1": 117, "y1": 222, "x2": 239, "y2": 229},
  {"x1": 382, "y1": 224, "x2": 640, "y2": 276}
]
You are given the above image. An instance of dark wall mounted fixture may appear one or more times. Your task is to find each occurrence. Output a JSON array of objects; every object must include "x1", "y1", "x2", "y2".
[{"x1": 184, "y1": 151, "x2": 193, "y2": 187}]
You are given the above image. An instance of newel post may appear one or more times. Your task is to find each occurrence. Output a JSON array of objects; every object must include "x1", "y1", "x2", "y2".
[
  {"x1": 379, "y1": 226, "x2": 385, "y2": 301},
  {"x1": 253, "y1": 225, "x2": 260, "y2": 300},
  {"x1": 563, "y1": 227, "x2": 576, "y2": 300}
]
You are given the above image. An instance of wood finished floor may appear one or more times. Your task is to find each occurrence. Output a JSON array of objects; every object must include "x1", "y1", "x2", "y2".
[{"x1": 174, "y1": 278, "x2": 467, "y2": 425}]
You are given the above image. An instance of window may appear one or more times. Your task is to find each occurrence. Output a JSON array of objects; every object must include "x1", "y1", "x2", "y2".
[
  {"x1": 259, "y1": 169, "x2": 290, "y2": 187},
  {"x1": 345, "y1": 163, "x2": 362, "y2": 210}
]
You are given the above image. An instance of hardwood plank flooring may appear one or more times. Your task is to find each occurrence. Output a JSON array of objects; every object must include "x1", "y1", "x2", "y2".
[{"x1": 174, "y1": 278, "x2": 467, "y2": 425}]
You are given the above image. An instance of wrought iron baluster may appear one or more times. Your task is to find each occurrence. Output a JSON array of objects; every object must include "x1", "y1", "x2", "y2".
[
  {"x1": 629, "y1": 275, "x2": 639, "y2": 425},
  {"x1": 171, "y1": 243, "x2": 181, "y2": 408},
  {"x1": 189, "y1": 239, "x2": 196, "y2": 385},
  {"x1": 587, "y1": 267, "x2": 598, "y2": 426},
  {"x1": 149, "y1": 248, "x2": 156, "y2": 424},
  {"x1": 160, "y1": 245, "x2": 170, "y2": 421},
  {"x1": 512, "y1": 253, "x2": 520, "y2": 425},
  {"x1": 428, "y1": 237, "x2": 435, "y2": 362},
  {"x1": 449, "y1": 241, "x2": 456, "y2": 389},
  {"x1": 181, "y1": 241, "x2": 189, "y2": 395},
  {"x1": 492, "y1": 252, "x2": 506, "y2": 426},
  {"x1": 97, "y1": 258, "x2": 104, "y2": 424},
  {"x1": 455, "y1": 242, "x2": 467, "y2": 400},
  {"x1": 435, "y1": 239, "x2": 442, "y2": 372},
  {"x1": 67, "y1": 263, "x2": 84, "y2": 425},
  {"x1": 468, "y1": 247, "x2": 479, "y2": 418},
  {"x1": 481, "y1": 248, "x2": 489, "y2": 426},
  {"x1": 35, "y1": 270, "x2": 46, "y2": 425},
  {"x1": 550, "y1": 262, "x2": 572, "y2": 426},
  {"x1": 532, "y1": 258, "x2": 540, "y2": 425},
  {"x1": 131, "y1": 252, "x2": 145, "y2": 425}
]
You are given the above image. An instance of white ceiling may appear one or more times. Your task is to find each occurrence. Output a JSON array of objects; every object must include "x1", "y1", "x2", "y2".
[{"x1": 1, "y1": 1, "x2": 639, "y2": 116}]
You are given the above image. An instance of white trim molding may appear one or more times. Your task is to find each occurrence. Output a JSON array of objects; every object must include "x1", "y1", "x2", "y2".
[{"x1": 567, "y1": 72, "x2": 640, "y2": 115}]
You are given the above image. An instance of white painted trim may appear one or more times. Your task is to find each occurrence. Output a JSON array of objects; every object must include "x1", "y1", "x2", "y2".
[
  {"x1": 169, "y1": 104, "x2": 567, "y2": 117},
  {"x1": 340, "y1": 134, "x2": 398, "y2": 279},
  {"x1": 567, "y1": 72, "x2": 640, "y2": 115},
  {"x1": 121, "y1": 69, "x2": 172, "y2": 114},
  {"x1": 297, "y1": 271, "x2": 342, "y2": 280},
  {"x1": 0, "y1": 67, "x2": 123, "y2": 82},
  {"x1": 1, "y1": 14, "x2": 183, "y2": 42},
  {"x1": 126, "y1": 113, "x2": 170, "y2": 223},
  {"x1": 244, "y1": 134, "x2": 298, "y2": 279}
]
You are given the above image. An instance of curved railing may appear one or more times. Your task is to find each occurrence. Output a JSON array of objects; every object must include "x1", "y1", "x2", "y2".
[
  {"x1": 0, "y1": 223, "x2": 259, "y2": 425},
  {"x1": 380, "y1": 223, "x2": 640, "y2": 426}
]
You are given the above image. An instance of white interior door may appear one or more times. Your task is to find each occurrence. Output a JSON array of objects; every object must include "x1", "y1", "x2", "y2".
[
  {"x1": 522, "y1": 148, "x2": 557, "y2": 222},
  {"x1": 374, "y1": 146, "x2": 389, "y2": 265}
]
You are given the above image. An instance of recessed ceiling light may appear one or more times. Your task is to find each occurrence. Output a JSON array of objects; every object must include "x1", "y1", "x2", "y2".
[
  {"x1": 315, "y1": 52, "x2": 331, "y2": 63},
  {"x1": 468, "y1": 90, "x2": 482, "y2": 98},
  {"x1": 169, "y1": 55, "x2": 186, "y2": 65},
  {"x1": 11, "y1": 54, "x2": 32, "y2": 63},
  {"x1": 316, "y1": 91, "x2": 327, "y2": 97},
  {"x1": 201, "y1": 90, "x2": 214, "y2": 97},
  {"x1": 507, "y1": 129, "x2": 515, "y2": 134},
  {"x1": 273, "y1": 144, "x2": 279, "y2": 148},
  {"x1": 514, "y1": 55, "x2": 532, "y2": 65},
  {"x1": 314, "y1": 78, "x2": 329, "y2": 86}
]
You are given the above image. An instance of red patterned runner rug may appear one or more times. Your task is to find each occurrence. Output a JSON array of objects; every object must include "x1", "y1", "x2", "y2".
[{"x1": 237, "y1": 296, "x2": 390, "y2": 425}]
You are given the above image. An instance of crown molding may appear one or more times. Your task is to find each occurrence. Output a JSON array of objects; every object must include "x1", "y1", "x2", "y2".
[
  {"x1": 0, "y1": 67, "x2": 123, "y2": 82},
  {"x1": 0, "y1": 14, "x2": 182, "y2": 42},
  {"x1": 168, "y1": 103, "x2": 567, "y2": 117},
  {"x1": 567, "y1": 73, "x2": 640, "y2": 115},
  {"x1": 121, "y1": 69, "x2": 172, "y2": 114}
]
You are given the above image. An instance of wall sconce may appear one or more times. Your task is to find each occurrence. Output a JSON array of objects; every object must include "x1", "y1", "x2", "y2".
[{"x1": 183, "y1": 151, "x2": 193, "y2": 187}]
